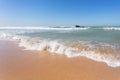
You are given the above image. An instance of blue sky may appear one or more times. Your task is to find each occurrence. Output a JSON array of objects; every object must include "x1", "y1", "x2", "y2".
[{"x1": 0, "y1": 0, "x2": 120, "y2": 26}]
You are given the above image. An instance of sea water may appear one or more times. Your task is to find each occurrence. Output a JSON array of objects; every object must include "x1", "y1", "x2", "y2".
[{"x1": 0, "y1": 26, "x2": 120, "y2": 67}]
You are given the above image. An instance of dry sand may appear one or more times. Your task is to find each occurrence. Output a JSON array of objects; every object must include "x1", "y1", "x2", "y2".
[{"x1": 0, "y1": 40, "x2": 120, "y2": 80}]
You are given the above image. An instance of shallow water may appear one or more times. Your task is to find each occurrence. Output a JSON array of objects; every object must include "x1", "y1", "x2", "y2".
[{"x1": 0, "y1": 26, "x2": 120, "y2": 67}]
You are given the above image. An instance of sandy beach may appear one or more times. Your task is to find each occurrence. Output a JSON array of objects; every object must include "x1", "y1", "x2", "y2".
[
  {"x1": 1, "y1": 0, "x2": 120, "y2": 79},
  {"x1": 0, "y1": 40, "x2": 120, "y2": 80}
]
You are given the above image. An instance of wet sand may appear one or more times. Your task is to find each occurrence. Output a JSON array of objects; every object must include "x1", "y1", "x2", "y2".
[{"x1": 0, "y1": 40, "x2": 120, "y2": 80}]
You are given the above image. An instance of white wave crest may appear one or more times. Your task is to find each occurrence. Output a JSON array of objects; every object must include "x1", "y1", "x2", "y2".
[
  {"x1": 0, "y1": 33, "x2": 120, "y2": 67},
  {"x1": 103, "y1": 27, "x2": 120, "y2": 30},
  {"x1": 0, "y1": 26, "x2": 89, "y2": 30},
  {"x1": 1, "y1": 26, "x2": 120, "y2": 31}
]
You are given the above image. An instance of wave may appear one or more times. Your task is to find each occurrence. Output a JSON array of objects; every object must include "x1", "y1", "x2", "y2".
[
  {"x1": 103, "y1": 27, "x2": 120, "y2": 30},
  {"x1": 0, "y1": 26, "x2": 89, "y2": 30},
  {"x1": 0, "y1": 26, "x2": 120, "y2": 31},
  {"x1": 0, "y1": 33, "x2": 120, "y2": 67}
]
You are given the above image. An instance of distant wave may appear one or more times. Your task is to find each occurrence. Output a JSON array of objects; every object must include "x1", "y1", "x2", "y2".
[
  {"x1": 103, "y1": 27, "x2": 120, "y2": 30},
  {"x1": 0, "y1": 33, "x2": 120, "y2": 67},
  {"x1": 0, "y1": 26, "x2": 120, "y2": 31},
  {"x1": 0, "y1": 26, "x2": 89, "y2": 30},
  {"x1": 87, "y1": 27, "x2": 120, "y2": 31}
]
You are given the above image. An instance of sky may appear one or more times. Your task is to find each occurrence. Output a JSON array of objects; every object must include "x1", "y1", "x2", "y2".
[{"x1": 0, "y1": 0, "x2": 120, "y2": 26}]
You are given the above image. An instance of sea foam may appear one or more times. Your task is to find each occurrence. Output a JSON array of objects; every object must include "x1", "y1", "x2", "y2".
[
  {"x1": 0, "y1": 26, "x2": 120, "y2": 31},
  {"x1": 103, "y1": 27, "x2": 120, "y2": 30},
  {"x1": 0, "y1": 26, "x2": 89, "y2": 30},
  {"x1": 0, "y1": 33, "x2": 120, "y2": 67}
]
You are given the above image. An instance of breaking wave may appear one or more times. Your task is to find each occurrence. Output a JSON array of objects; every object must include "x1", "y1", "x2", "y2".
[
  {"x1": 0, "y1": 26, "x2": 89, "y2": 30},
  {"x1": 0, "y1": 33, "x2": 120, "y2": 67},
  {"x1": 0, "y1": 26, "x2": 120, "y2": 31},
  {"x1": 103, "y1": 27, "x2": 120, "y2": 30}
]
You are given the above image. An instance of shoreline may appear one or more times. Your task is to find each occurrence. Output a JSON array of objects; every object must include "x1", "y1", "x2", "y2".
[
  {"x1": 0, "y1": 31, "x2": 120, "y2": 67},
  {"x1": 0, "y1": 40, "x2": 120, "y2": 80}
]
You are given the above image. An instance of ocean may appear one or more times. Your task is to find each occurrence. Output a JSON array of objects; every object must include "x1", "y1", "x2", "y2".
[{"x1": 0, "y1": 26, "x2": 120, "y2": 67}]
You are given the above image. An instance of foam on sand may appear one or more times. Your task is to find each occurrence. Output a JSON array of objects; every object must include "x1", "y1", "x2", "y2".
[{"x1": 0, "y1": 33, "x2": 120, "y2": 67}]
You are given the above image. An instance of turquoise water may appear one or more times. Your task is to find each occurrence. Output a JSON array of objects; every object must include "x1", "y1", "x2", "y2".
[
  {"x1": 16, "y1": 26, "x2": 120, "y2": 48},
  {"x1": 0, "y1": 26, "x2": 120, "y2": 67}
]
